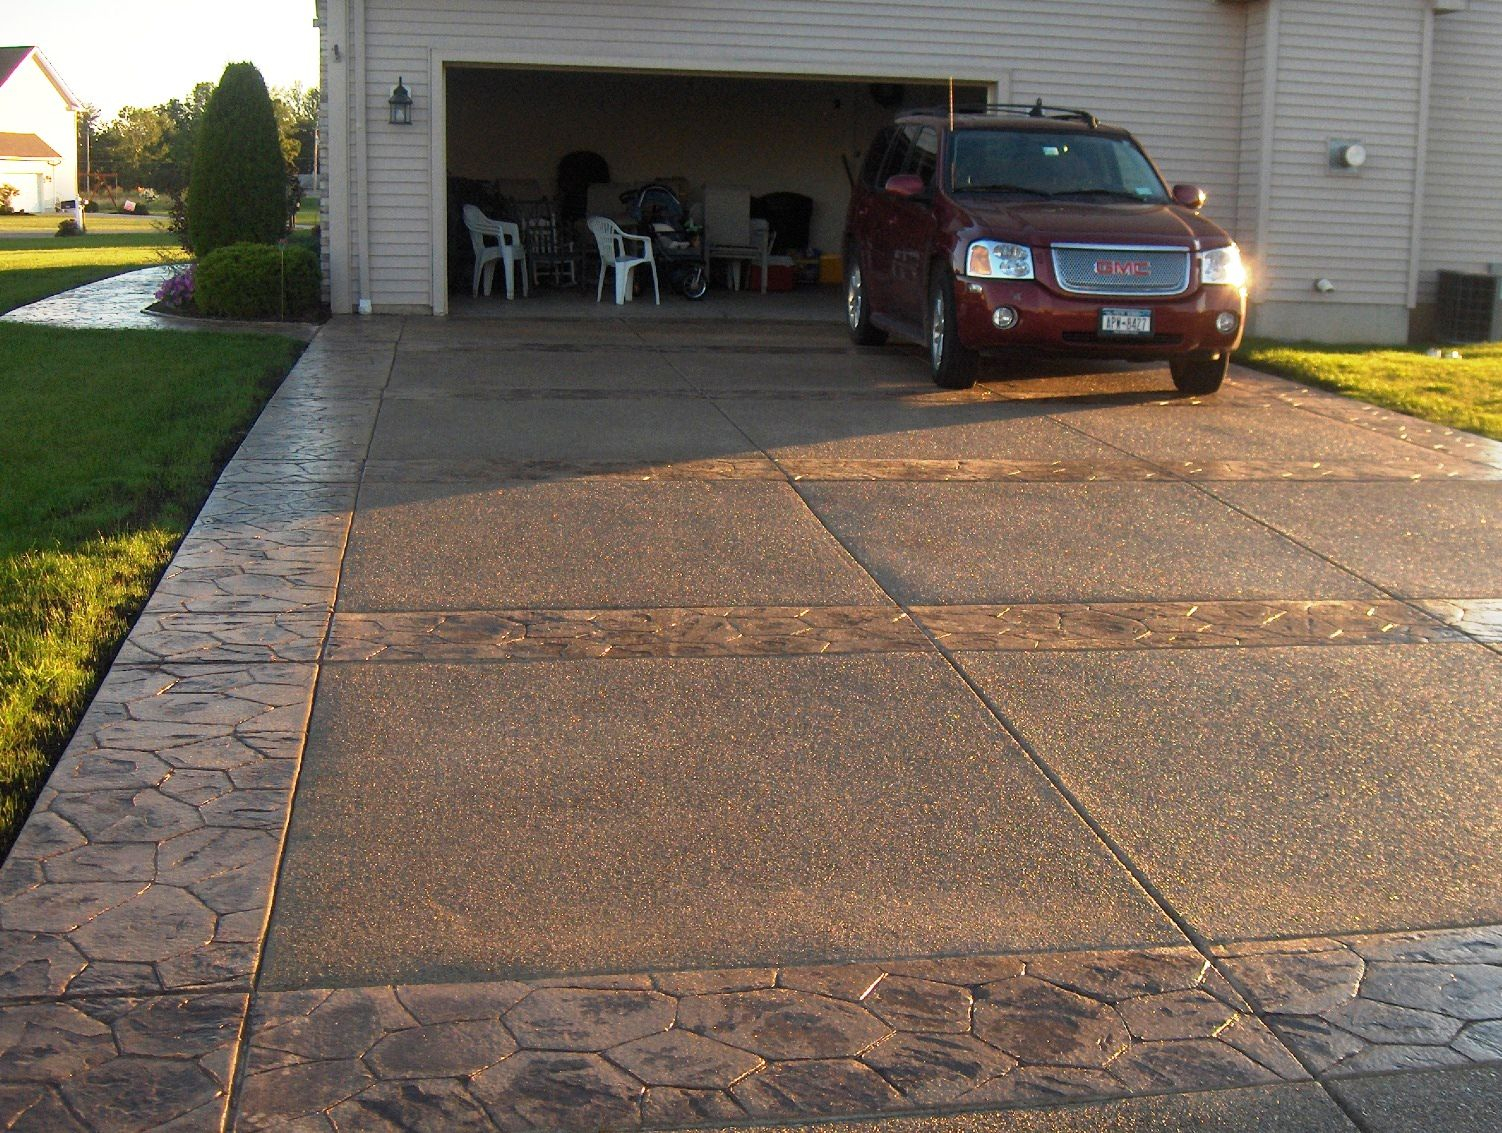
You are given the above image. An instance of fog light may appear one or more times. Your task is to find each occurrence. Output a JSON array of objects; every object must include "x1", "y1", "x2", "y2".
[
  {"x1": 992, "y1": 306, "x2": 1019, "y2": 330},
  {"x1": 1215, "y1": 311, "x2": 1239, "y2": 335}
]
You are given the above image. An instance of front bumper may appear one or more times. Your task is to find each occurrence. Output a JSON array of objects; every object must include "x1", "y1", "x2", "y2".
[{"x1": 953, "y1": 278, "x2": 1246, "y2": 357}]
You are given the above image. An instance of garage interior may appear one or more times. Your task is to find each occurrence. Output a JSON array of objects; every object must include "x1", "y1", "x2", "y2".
[{"x1": 444, "y1": 65, "x2": 988, "y2": 303}]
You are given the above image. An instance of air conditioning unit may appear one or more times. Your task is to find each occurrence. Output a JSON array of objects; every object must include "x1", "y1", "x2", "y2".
[{"x1": 1435, "y1": 270, "x2": 1501, "y2": 343}]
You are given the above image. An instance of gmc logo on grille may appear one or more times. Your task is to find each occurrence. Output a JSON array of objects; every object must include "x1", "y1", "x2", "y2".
[{"x1": 1096, "y1": 259, "x2": 1152, "y2": 276}]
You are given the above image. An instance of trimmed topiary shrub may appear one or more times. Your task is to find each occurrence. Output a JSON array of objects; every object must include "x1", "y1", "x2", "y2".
[
  {"x1": 194, "y1": 242, "x2": 320, "y2": 320},
  {"x1": 187, "y1": 63, "x2": 287, "y2": 256}
]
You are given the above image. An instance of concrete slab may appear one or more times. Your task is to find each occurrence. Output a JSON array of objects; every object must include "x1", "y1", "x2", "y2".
[
  {"x1": 1210, "y1": 482, "x2": 1502, "y2": 597},
  {"x1": 1059, "y1": 399, "x2": 1458, "y2": 465},
  {"x1": 720, "y1": 397, "x2": 1120, "y2": 460},
  {"x1": 746, "y1": 1083, "x2": 1359, "y2": 1132},
  {"x1": 798, "y1": 482, "x2": 1378, "y2": 604},
  {"x1": 1328, "y1": 1063, "x2": 1502, "y2": 1133},
  {"x1": 366, "y1": 395, "x2": 758, "y2": 464},
  {"x1": 671, "y1": 349, "x2": 932, "y2": 392},
  {"x1": 959, "y1": 644, "x2": 1502, "y2": 941},
  {"x1": 339, "y1": 480, "x2": 885, "y2": 610},
  {"x1": 260, "y1": 654, "x2": 1179, "y2": 989},
  {"x1": 386, "y1": 347, "x2": 692, "y2": 393}
]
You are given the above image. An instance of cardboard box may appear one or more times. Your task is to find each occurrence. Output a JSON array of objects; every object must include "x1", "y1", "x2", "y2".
[{"x1": 819, "y1": 253, "x2": 844, "y2": 284}]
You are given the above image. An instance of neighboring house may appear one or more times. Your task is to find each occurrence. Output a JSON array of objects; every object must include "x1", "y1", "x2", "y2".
[
  {"x1": 0, "y1": 47, "x2": 82, "y2": 214},
  {"x1": 316, "y1": 0, "x2": 1502, "y2": 344}
]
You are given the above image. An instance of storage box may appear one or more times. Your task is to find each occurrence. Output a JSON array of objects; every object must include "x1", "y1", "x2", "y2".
[
  {"x1": 819, "y1": 253, "x2": 844, "y2": 285},
  {"x1": 748, "y1": 256, "x2": 796, "y2": 292}
]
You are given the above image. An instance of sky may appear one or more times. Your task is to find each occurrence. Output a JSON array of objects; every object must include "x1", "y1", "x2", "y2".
[{"x1": 5, "y1": 1, "x2": 321, "y2": 119}]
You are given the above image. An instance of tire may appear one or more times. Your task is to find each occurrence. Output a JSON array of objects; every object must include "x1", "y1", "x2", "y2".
[
  {"x1": 928, "y1": 271, "x2": 979, "y2": 388},
  {"x1": 677, "y1": 263, "x2": 708, "y2": 300},
  {"x1": 1169, "y1": 352, "x2": 1229, "y2": 395},
  {"x1": 845, "y1": 252, "x2": 887, "y2": 346}
]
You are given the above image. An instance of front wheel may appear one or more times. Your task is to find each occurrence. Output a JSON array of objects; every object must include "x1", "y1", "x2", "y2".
[
  {"x1": 928, "y1": 271, "x2": 978, "y2": 389},
  {"x1": 675, "y1": 264, "x2": 708, "y2": 300},
  {"x1": 846, "y1": 254, "x2": 887, "y2": 346},
  {"x1": 1169, "y1": 353, "x2": 1229, "y2": 395}
]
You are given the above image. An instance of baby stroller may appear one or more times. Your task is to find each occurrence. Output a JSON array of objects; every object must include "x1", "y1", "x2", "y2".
[{"x1": 623, "y1": 184, "x2": 709, "y2": 300}]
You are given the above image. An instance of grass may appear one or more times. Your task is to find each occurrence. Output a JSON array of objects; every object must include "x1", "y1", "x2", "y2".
[
  {"x1": 0, "y1": 323, "x2": 304, "y2": 858},
  {"x1": 1235, "y1": 338, "x2": 1502, "y2": 442},
  {"x1": 0, "y1": 212, "x2": 169, "y2": 234},
  {"x1": 296, "y1": 193, "x2": 321, "y2": 229},
  {"x1": 0, "y1": 231, "x2": 186, "y2": 313}
]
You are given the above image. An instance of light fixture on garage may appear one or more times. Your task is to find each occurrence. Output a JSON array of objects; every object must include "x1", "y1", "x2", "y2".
[{"x1": 388, "y1": 77, "x2": 414, "y2": 126}]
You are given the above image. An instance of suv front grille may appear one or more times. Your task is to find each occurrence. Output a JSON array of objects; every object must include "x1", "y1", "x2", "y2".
[{"x1": 1051, "y1": 244, "x2": 1191, "y2": 297}]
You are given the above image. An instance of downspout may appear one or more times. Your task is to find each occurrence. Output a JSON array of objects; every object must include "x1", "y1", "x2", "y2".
[
  {"x1": 353, "y1": 0, "x2": 373, "y2": 314},
  {"x1": 1253, "y1": 0, "x2": 1280, "y2": 302},
  {"x1": 1406, "y1": 5, "x2": 1435, "y2": 311}
]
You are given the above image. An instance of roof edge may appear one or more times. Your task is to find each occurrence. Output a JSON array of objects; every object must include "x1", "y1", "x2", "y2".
[{"x1": 0, "y1": 47, "x2": 84, "y2": 111}]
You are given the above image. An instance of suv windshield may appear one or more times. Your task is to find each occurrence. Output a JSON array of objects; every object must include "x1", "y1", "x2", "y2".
[{"x1": 949, "y1": 129, "x2": 1169, "y2": 203}]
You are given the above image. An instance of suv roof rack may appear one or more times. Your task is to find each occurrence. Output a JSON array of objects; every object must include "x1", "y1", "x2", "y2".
[{"x1": 905, "y1": 99, "x2": 1100, "y2": 129}]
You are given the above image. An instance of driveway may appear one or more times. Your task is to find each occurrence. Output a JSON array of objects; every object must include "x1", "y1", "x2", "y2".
[{"x1": 1, "y1": 312, "x2": 1500, "y2": 1131}]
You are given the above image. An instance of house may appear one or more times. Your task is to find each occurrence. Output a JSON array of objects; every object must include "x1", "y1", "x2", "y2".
[
  {"x1": 316, "y1": 0, "x2": 1502, "y2": 344},
  {"x1": 0, "y1": 47, "x2": 82, "y2": 214}
]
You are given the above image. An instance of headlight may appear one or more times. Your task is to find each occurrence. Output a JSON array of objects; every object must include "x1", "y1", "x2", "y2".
[
  {"x1": 966, "y1": 241, "x2": 1034, "y2": 280},
  {"x1": 1200, "y1": 244, "x2": 1247, "y2": 288}
]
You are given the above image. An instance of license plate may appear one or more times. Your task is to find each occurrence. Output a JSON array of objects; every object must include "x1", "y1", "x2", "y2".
[{"x1": 1100, "y1": 308, "x2": 1153, "y2": 337}]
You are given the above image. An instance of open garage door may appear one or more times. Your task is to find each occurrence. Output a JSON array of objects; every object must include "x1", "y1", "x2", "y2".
[{"x1": 442, "y1": 66, "x2": 989, "y2": 303}]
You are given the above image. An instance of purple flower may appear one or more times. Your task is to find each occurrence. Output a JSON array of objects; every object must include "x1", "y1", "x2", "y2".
[{"x1": 155, "y1": 266, "x2": 195, "y2": 307}]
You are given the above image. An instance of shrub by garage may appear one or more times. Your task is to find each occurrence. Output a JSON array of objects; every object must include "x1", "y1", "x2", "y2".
[{"x1": 194, "y1": 242, "x2": 320, "y2": 320}]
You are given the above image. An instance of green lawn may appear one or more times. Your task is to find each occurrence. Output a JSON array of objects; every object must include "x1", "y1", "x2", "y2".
[
  {"x1": 1235, "y1": 339, "x2": 1502, "y2": 442},
  {"x1": 296, "y1": 192, "x2": 321, "y2": 229},
  {"x1": 0, "y1": 324, "x2": 304, "y2": 857},
  {"x1": 0, "y1": 232, "x2": 187, "y2": 313},
  {"x1": 0, "y1": 212, "x2": 169, "y2": 234}
]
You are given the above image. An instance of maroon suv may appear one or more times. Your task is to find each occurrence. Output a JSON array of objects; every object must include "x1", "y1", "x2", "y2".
[{"x1": 844, "y1": 103, "x2": 1247, "y2": 393}]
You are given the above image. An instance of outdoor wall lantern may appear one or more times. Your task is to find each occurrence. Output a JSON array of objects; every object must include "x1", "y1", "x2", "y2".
[{"x1": 388, "y1": 78, "x2": 414, "y2": 126}]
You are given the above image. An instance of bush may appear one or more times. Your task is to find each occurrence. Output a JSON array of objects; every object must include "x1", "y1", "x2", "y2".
[
  {"x1": 194, "y1": 242, "x2": 319, "y2": 319},
  {"x1": 84, "y1": 200, "x2": 99, "y2": 214},
  {"x1": 0, "y1": 184, "x2": 18, "y2": 214},
  {"x1": 55, "y1": 219, "x2": 83, "y2": 237},
  {"x1": 187, "y1": 63, "x2": 287, "y2": 256}
]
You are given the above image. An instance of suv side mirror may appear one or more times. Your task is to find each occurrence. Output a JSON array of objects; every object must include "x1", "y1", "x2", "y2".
[
  {"x1": 884, "y1": 173, "x2": 928, "y2": 198},
  {"x1": 1172, "y1": 184, "x2": 1208, "y2": 211}
]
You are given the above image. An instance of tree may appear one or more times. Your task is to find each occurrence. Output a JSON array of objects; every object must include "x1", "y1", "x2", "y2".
[
  {"x1": 158, "y1": 82, "x2": 215, "y2": 193},
  {"x1": 187, "y1": 63, "x2": 288, "y2": 256},
  {"x1": 96, "y1": 105, "x2": 170, "y2": 190},
  {"x1": 272, "y1": 84, "x2": 320, "y2": 176}
]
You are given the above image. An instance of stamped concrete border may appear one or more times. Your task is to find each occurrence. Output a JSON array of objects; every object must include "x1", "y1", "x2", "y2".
[{"x1": 0, "y1": 331, "x2": 391, "y2": 1130}]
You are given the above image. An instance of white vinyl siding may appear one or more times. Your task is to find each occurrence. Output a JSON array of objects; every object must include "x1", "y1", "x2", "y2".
[
  {"x1": 355, "y1": 0, "x2": 1249, "y2": 311},
  {"x1": 1419, "y1": 0, "x2": 1502, "y2": 299},
  {"x1": 1255, "y1": 0, "x2": 1427, "y2": 307}
]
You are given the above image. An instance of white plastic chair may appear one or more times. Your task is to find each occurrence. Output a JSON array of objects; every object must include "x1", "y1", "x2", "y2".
[
  {"x1": 587, "y1": 216, "x2": 659, "y2": 305},
  {"x1": 462, "y1": 204, "x2": 529, "y2": 299}
]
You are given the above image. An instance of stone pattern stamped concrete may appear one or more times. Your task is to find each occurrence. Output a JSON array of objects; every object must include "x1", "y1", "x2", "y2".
[
  {"x1": 235, "y1": 945, "x2": 1307, "y2": 1130},
  {"x1": 1, "y1": 314, "x2": 1500, "y2": 1132},
  {"x1": 1219, "y1": 926, "x2": 1502, "y2": 1078},
  {"x1": 0, "y1": 328, "x2": 383, "y2": 1131}
]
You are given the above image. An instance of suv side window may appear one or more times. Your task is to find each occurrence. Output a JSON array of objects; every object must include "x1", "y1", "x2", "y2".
[
  {"x1": 876, "y1": 127, "x2": 913, "y2": 189},
  {"x1": 902, "y1": 126, "x2": 939, "y2": 189},
  {"x1": 859, "y1": 127, "x2": 896, "y2": 190}
]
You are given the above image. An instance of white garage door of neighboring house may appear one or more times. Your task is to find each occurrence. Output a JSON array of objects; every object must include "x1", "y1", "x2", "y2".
[{"x1": 0, "y1": 167, "x2": 44, "y2": 213}]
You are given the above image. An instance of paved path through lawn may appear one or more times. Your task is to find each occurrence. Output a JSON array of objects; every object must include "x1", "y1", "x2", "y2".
[{"x1": 1, "y1": 314, "x2": 1500, "y2": 1131}]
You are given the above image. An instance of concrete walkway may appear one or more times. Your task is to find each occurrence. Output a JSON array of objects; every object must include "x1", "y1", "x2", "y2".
[
  {"x1": 1, "y1": 309, "x2": 1500, "y2": 1131},
  {"x1": 1, "y1": 265, "x2": 319, "y2": 337}
]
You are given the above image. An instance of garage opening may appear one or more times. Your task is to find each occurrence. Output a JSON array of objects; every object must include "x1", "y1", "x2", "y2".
[{"x1": 443, "y1": 65, "x2": 989, "y2": 307}]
